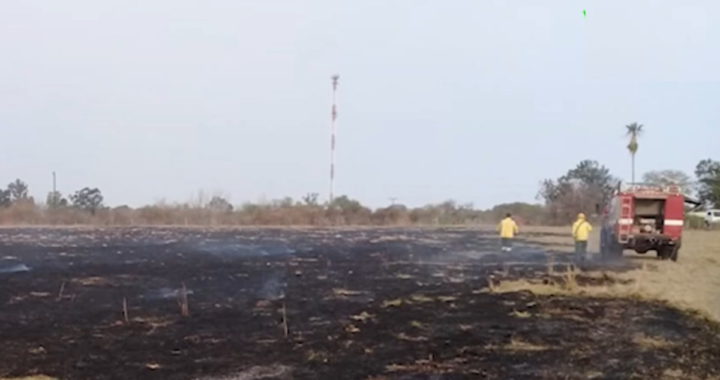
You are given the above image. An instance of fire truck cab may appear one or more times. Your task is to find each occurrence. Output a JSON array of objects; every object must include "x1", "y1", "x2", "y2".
[{"x1": 599, "y1": 183, "x2": 695, "y2": 262}]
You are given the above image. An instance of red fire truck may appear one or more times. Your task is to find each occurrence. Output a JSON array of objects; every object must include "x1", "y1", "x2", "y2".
[{"x1": 599, "y1": 183, "x2": 700, "y2": 261}]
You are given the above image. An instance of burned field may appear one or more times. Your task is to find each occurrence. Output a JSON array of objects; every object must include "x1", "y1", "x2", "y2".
[{"x1": 1, "y1": 228, "x2": 719, "y2": 380}]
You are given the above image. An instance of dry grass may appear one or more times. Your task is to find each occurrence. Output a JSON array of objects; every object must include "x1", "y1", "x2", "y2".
[
  {"x1": 561, "y1": 264, "x2": 579, "y2": 291},
  {"x1": 485, "y1": 337, "x2": 549, "y2": 352},
  {"x1": 381, "y1": 299, "x2": 403, "y2": 308},
  {"x1": 409, "y1": 320, "x2": 428, "y2": 330},
  {"x1": 132, "y1": 316, "x2": 174, "y2": 334},
  {"x1": 332, "y1": 288, "x2": 364, "y2": 297},
  {"x1": 350, "y1": 311, "x2": 374, "y2": 322},
  {"x1": 395, "y1": 333, "x2": 428, "y2": 342},
  {"x1": 632, "y1": 333, "x2": 676, "y2": 349},
  {"x1": 509, "y1": 309, "x2": 532, "y2": 318},
  {"x1": 409, "y1": 294, "x2": 435, "y2": 303},
  {"x1": 384, "y1": 357, "x2": 467, "y2": 373},
  {"x1": 505, "y1": 337, "x2": 549, "y2": 352},
  {"x1": 537, "y1": 307, "x2": 591, "y2": 323},
  {"x1": 0, "y1": 200, "x2": 548, "y2": 227},
  {"x1": 518, "y1": 226, "x2": 720, "y2": 321},
  {"x1": 306, "y1": 349, "x2": 329, "y2": 362},
  {"x1": 658, "y1": 369, "x2": 720, "y2": 380}
]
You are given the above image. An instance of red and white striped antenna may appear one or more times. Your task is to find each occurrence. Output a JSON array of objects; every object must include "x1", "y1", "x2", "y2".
[{"x1": 329, "y1": 74, "x2": 339, "y2": 204}]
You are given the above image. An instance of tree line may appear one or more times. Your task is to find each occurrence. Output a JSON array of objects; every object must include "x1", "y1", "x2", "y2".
[
  {"x1": 0, "y1": 180, "x2": 104, "y2": 215},
  {"x1": 0, "y1": 156, "x2": 718, "y2": 226},
  {"x1": 537, "y1": 158, "x2": 720, "y2": 223}
]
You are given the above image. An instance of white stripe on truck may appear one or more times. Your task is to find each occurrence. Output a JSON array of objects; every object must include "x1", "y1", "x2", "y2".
[{"x1": 617, "y1": 219, "x2": 684, "y2": 226}]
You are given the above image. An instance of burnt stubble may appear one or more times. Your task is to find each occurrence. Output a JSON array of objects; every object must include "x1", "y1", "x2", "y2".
[{"x1": 0, "y1": 227, "x2": 718, "y2": 380}]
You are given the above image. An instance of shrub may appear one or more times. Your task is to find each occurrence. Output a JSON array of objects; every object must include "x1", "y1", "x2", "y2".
[{"x1": 685, "y1": 214, "x2": 706, "y2": 230}]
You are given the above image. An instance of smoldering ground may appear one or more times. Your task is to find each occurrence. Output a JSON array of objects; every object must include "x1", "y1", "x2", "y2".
[{"x1": 0, "y1": 227, "x2": 718, "y2": 380}]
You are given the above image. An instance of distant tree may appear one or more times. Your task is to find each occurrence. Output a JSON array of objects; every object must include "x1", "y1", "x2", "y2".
[
  {"x1": 46, "y1": 191, "x2": 68, "y2": 208},
  {"x1": 540, "y1": 160, "x2": 618, "y2": 204},
  {"x1": 455, "y1": 202, "x2": 478, "y2": 223},
  {"x1": 409, "y1": 204, "x2": 442, "y2": 224},
  {"x1": 695, "y1": 159, "x2": 720, "y2": 207},
  {"x1": 407, "y1": 200, "x2": 479, "y2": 225},
  {"x1": 276, "y1": 197, "x2": 294, "y2": 208},
  {"x1": 7, "y1": 179, "x2": 29, "y2": 201},
  {"x1": 436, "y1": 200, "x2": 462, "y2": 223},
  {"x1": 625, "y1": 122, "x2": 644, "y2": 183},
  {"x1": 207, "y1": 196, "x2": 233, "y2": 212},
  {"x1": 373, "y1": 204, "x2": 410, "y2": 225},
  {"x1": 0, "y1": 189, "x2": 10, "y2": 208},
  {"x1": 642, "y1": 170, "x2": 694, "y2": 195},
  {"x1": 438, "y1": 200, "x2": 458, "y2": 216},
  {"x1": 567, "y1": 160, "x2": 619, "y2": 200},
  {"x1": 70, "y1": 187, "x2": 104, "y2": 215},
  {"x1": 301, "y1": 192, "x2": 319, "y2": 206},
  {"x1": 328, "y1": 195, "x2": 372, "y2": 223},
  {"x1": 328, "y1": 195, "x2": 365, "y2": 213},
  {"x1": 538, "y1": 160, "x2": 619, "y2": 224}
]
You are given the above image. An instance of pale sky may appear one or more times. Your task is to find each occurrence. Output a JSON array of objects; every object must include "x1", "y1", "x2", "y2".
[{"x1": 1, "y1": 0, "x2": 718, "y2": 209}]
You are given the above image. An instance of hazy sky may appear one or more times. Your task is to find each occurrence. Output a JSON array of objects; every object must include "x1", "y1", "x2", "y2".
[{"x1": 1, "y1": 1, "x2": 718, "y2": 209}]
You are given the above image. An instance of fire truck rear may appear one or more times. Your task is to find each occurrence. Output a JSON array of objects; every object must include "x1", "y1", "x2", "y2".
[{"x1": 600, "y1": 183, "x2": 693, "y2": 261}]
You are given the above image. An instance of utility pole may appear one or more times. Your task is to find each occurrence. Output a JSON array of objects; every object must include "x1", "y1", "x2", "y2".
[
  {"x1": 329, "y1": 74, "x2": 339, "y2": 205},
  {"x1": 52, "y1": 171, "x2": 57, "y2": 207}
]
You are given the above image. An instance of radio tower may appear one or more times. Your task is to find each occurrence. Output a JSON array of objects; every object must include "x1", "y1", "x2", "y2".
[{"x1": 329, "y1": 74, "x2": 339, "y2": 204}]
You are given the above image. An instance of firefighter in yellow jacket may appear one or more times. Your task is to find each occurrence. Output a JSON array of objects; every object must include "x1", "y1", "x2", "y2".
[
  {"x1": 497, "y1": 213, "x2": 519, "y2": 252},
  {"x1": 572, "y1": 213, "x2": 593, "y2": 259}
]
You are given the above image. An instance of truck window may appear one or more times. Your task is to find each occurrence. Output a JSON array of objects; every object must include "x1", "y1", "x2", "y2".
[{"x1": 714, "y1": 211, "x2": 720, "y2": 217}]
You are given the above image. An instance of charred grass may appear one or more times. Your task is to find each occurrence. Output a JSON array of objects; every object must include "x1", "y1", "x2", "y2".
[{"x1": 0, "y1": 227, "x2": 719, "y2": 380}]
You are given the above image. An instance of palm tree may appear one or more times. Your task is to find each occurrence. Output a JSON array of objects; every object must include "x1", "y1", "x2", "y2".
[{"x1": 625, "y1": 122, "x2": 644, "y2": 183}]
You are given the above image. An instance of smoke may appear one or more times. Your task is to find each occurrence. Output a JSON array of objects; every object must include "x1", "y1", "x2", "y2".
[
  {"x1": 193, "y1": 364, "x2": 292, "y2": 380},
  {"x1": 256, "y1": 273, "x2": 286, "y2": 300},
  {"x1": 195, "y1": 241, "x2": 296, "y2": 258},
  {"x1": 142, "y1": 287, "x2": 195, "y2": 300},
  {"x1": 0, "y1": 263, "x2": 31, "y2": 274}
]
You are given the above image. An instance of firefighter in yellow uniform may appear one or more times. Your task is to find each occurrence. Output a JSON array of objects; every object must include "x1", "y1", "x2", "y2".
[
  {"x1": 497, "y1": 213, "x2": 519, "y2": 252},
  {"x1": 572, "y1": 213, "x2": 593, "y2": 260}
]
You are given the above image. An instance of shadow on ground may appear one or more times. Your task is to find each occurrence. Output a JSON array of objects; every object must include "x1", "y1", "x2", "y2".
[{"x1": 0, "y1": 227, "x2": 718, "y2": 380}]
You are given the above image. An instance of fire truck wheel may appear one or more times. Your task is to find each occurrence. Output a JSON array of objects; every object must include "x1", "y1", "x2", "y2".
[
  {"x1": 670, "y1": 246, "x2": 680, "y2": 262},
  {"x1": 657, "y1": 246, "x2": 678, "y2": 261}
]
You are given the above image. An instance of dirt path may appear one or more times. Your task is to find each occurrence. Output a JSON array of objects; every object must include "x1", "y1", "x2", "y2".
[{"x1": 0, "y1": 228, "x2": 719, "y2": 380}]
